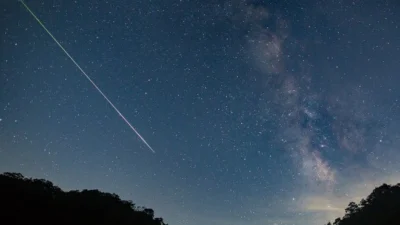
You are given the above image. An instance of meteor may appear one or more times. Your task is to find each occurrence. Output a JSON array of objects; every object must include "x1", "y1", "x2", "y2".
[{"x1": 19, "y1": 0, "x2": 155, "y2": 153}]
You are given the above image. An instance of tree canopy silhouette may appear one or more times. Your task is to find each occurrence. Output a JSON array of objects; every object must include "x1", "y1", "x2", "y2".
[
  {"x1": 325, "y1": 183, "x2": 400, "y2": 225},
  {"x1": 2, "y1": 171, "x2": 399, "y2": 225},
  {"x1": 0, "y1": 172, "x2": 167, "y2": 225}
]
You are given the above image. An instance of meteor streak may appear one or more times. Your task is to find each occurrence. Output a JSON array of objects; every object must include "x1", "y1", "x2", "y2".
[{"x1": 19, "y1": 0, "x2": 155, "y2": 153}]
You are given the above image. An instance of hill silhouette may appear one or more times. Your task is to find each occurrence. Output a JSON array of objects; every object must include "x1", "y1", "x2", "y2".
[
  {"x1": 2, "y1": 172, "x2": 399, "y2": 225},
  {"x1": 0, "y1": 172, "x2": 167, "y2": 225},
  {"x1": 325, "y1": 183, "x2": 400, "y2": 225}
]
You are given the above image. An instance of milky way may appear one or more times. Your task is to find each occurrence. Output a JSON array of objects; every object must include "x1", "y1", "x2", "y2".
[{"x1": 1, "y1": 1, "x2": 400, "y2": 225}]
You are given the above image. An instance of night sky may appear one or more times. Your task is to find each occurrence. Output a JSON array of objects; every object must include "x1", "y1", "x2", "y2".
[{"x1": 1, "y1": 0, "x2": 400, "y2": 225}]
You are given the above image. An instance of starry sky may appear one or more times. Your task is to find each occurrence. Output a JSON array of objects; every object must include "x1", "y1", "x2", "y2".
[{"x1": 1, "y1": 0, "x2": 400, "y2": 224}]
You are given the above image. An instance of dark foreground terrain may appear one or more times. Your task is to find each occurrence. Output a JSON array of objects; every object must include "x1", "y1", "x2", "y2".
[
  {"x1": 1, "y1": 172, "x2": 399, "y2": 225},
  {"x1": 0, "y1": 172, "x2": 166, "y2": 225},
  {"x1": 325, "y1": 182, "x2": 400, "y2": 225}
]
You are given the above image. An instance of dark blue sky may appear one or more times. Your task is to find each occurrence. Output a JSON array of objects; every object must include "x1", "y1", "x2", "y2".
[{"x1": 1, "y1": 0, "x2": 400, "y2": 224}]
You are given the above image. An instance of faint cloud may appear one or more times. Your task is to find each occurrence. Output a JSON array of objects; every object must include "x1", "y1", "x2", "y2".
[
  {"x1": 296, "y1": 171, "x2": 400, "y2": 225},
  {"x1": 248, "y1": 33, "x2": 284, "y2": 74},
  {"x1": 225, "y1": 0, "x2": 269, "y2": 24},
  {"x1": 301, "y1": 195, "x2": 343, "y2": 212},
  {"x1": 325, "y1": 83, "x2": 385, "y2": 154},
  {"x1": 336, "y1": 124, "x2": 366, "y2": 153},
  {"x1": 233, "y1": 4, "x2": 269, "y2": 24},
  {"x1": 228, "y1": 0, "x2": 287, "y2": 75}
]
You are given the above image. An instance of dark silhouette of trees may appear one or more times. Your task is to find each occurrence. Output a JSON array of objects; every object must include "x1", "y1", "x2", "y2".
[
  {"x1": 0, "y1": 172, "x2": 167, "y2": 225},
  {"x1": 325, "y1": 183, "x2": 400, "y2": 225},
  {"x1": 2, "y1": 171, "x2": 399, "y2": 225}
]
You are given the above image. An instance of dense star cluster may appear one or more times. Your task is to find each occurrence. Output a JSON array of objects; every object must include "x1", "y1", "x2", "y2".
[{"x1": 1, "y1": 0, "x2": 399, "y2": 225}]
